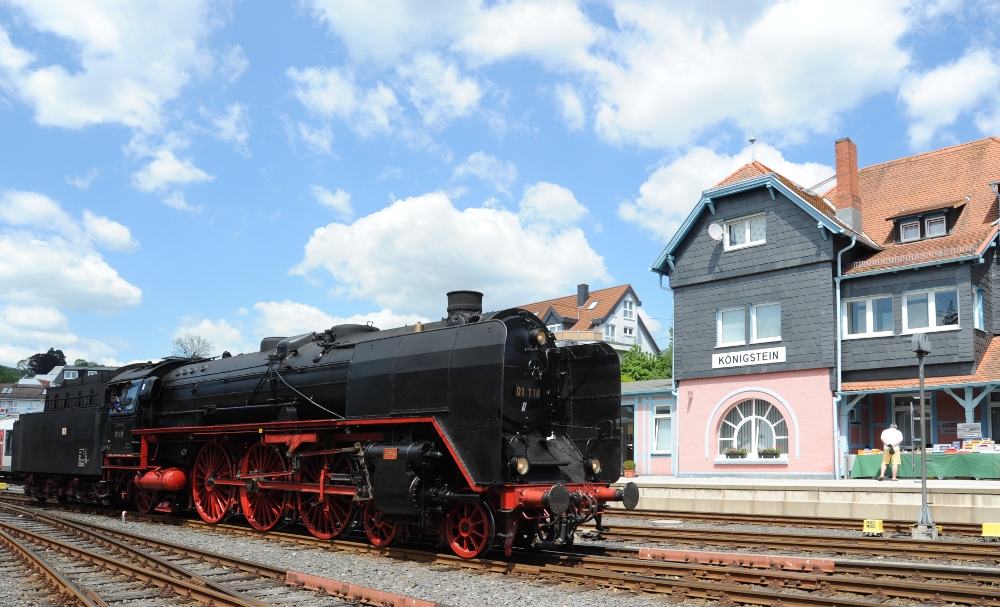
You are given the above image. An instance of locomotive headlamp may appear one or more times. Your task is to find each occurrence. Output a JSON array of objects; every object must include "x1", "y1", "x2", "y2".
[
  {"x1": 587, "y1": 458, "x2": 602, "y2": 475},
  {"x1": 530, "y1": 329, "x2": 547, "y2": 346},
  {"x1": 511, "y1": 456, "x2": 530, "y2": 476}
]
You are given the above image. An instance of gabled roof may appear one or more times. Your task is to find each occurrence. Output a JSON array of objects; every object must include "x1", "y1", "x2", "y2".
[
  {"x1": 829, "y1": 137, "x2": 1000, "y2": 276},
  {"x1": 519, "y1": 285, "x2": 635, "y2": 332},
  {"x1": 0, "y1": 383, "x2": 45, "y2": 399},
  {"x1": 650, "y1": 162, "x2": 878, "y2": 275}
]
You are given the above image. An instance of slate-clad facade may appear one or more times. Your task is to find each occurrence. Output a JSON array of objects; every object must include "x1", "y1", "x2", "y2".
[{"x1": 651, "y1": 136, "x2": 1000, "y2": 479}]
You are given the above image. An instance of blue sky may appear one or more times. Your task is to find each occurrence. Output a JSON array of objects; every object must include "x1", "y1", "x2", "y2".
[{"x1": 0, "y1": 0, "x2": 998, "y2": 366}]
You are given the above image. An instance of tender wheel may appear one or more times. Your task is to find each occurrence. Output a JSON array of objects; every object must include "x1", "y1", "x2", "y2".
[
  {"x1": 239, "y1": 443, "x2": 290, "y2": 531},
  {"x1": 298, "y1": 452, "x2": 356, "y2": 540},
  {"x1": 363, "y1": 502, "x2": 399, "y2": 547},
  {"x1": 445, "y1": 501, "x2": 495, "y2": 558},
  {"x1": 135, "y1": 487, "x2": 158, "y2": 514},
  {"x1": 192, "y1": 442, "x2": 236, "y2": 524}
]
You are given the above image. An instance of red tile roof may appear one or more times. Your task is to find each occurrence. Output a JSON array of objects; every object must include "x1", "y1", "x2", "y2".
[
  {"x1": 842, "y1": 336, "x2": 1000, "y2": 392},
  {"x1": 519, "y1": 285, "x2": 633, "y2": 332},
  {"x1": 826, "y1": 137, "x2": 1000, "y2": 274}
]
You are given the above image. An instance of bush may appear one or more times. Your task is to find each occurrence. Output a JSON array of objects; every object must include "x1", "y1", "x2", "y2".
[{"x1": 622, "y1": 460, "x2": 636, "y2": 470}]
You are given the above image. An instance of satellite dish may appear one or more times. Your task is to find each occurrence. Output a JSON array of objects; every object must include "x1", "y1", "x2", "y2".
[{"x1": 708, "y1": 223, "x2": 725, "y2": 242}]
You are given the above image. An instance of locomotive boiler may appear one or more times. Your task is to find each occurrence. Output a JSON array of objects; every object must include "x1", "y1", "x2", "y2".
[{"x1": 8, "y1": 291, "x2": 638, "y2": 558}]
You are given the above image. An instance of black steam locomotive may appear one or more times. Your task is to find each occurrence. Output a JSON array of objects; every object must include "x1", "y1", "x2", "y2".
[{"x1": 6, "y1": 291, "x2": 638, "y2": 558}]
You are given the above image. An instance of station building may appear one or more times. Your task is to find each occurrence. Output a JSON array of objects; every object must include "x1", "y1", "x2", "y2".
[{"x1": 650, "y1": 137, "x2": 1000, "y2": 478}]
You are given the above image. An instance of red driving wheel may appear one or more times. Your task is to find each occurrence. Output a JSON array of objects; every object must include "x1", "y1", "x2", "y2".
[
  {"x1": 239, "y1": 443, "x2": 290, "y2": 531},
  {"x1": 445, "y1": 500, "x2": 495, "y2": 558},
  {"x1": 135, "y1": 487, "x2": 157, "y2": 514},
  {"x1": 363, "y1": 502, "x2": 399, "y2": 547},
  {"x1": 192, "y1": 442, "x2": 236, "y2": 524},
  {"x1": 298, "y1": 452, "x2": 356, "y2": 540}
]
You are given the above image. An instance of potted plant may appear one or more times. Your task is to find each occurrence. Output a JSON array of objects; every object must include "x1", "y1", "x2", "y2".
[
  {"x1": 757, "y1": 447, "x2": 781, "y2": 459},
  {"x1": 622, "y1": 460, "x2": 636, "y2": 477},
  {"x1": 724, "y1": 447, "x2": 748, "y2": 459}
]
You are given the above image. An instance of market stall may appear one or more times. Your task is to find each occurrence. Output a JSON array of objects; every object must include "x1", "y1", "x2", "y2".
[{"x1": 850, "y1": 452, "x2": 1000, "y2": 479}]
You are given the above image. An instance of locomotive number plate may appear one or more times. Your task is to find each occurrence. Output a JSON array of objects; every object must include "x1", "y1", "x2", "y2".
[
  {"x1": 514, "y1": 385, "x2": 541, "y2": 399},
  {"x1": 383, "y1": 448, "x2": 398, "y2": 460}
]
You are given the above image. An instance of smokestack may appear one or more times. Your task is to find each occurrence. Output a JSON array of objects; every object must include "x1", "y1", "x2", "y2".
[
  {"x1": 577, "y1": 283, "x2": 589, "y2": 307},
  {"x1": 446, "y1": 290, "x2": 483, "y2": 316},
  {"x1": 834, "y1": 137, "x2": 862, "y2": 232}
]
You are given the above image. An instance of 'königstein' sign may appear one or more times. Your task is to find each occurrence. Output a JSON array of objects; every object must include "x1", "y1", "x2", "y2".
[{"x1": 712, "y1": 346, "x2": 786, "y2": 369}]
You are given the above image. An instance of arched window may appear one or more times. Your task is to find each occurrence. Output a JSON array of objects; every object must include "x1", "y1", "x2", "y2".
[{"x1": 718, "y1": 398, "x2": 788, "y2": 455}]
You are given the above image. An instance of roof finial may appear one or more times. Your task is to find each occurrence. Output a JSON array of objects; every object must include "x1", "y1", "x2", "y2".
[{"x1": 749, "y1": 130, "x2": 757, "y2": 163}]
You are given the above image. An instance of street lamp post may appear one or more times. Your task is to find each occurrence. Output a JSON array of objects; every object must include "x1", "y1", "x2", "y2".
[{"x1": 911, "y1": 333, "x2": 937, "y2": 540}]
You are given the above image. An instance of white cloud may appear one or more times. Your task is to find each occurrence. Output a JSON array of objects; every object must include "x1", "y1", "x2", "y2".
[
  {"x1": 161, "y1": 191, "x2": 203, "y2": 213},
  {"x1": 82, "y1": 211, "x2": 138, "y2": 253},
  {"x1": 311, "y1": 186, "x2": 352, "y2": 219},
  {"x1": 518, "y1": 181, "x2": 587, "y2": 226},
  {"x1": 203, "y1": 102, "x2": 251, "y2": 155},
  {"x1": 293, "y1": 191, "x2": 608, "y2": 317},
  {"x1": 287, "y1": 66, "x2": 401, "y2": 136},
  {"x1": 132, "y1": 150, "x2": 214, "y2": 193},
  {"x1": 219, "y1": 44, "x2": 249, "y2": 83},
  {"x1": 252, "y1": 301, "x2": 426, "y2": 337},
  {"x1": 397, "y1": 53, "x2": 481, "y2": 127},
  {"x1": 555, "y1": 83, "x2": 584, "y2": 131},
  {"x1": 0, "y1": 304, "x2": 122, "y2": 367},
  {"x1": 452, "y1": 151, "x2": 518, "y2": 194},
  {"x1": 174, "y1": 316, "x2": 243, "y2": 357},
  {"x1": 66, "y1": 168, "x2": 100, "y2": 190},
  {"x1": 619, "y1": 143, "x2": 833, "y2": 241},
  {"x1": 296, "y1": 122, "x2": 334, "y2": 154},
  {"x1": 900, "y1": 48, "x2": 1000, "y2": 148},
  {"x1": 591, "y1": 1, "x2": 911, "y2": 148},
  {"x1": 0, "y1": 0, "x2": 220, "y2": 132}
]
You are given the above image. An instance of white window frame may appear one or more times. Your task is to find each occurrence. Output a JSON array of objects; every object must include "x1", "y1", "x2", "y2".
[
  {"x1": 622, "y1": 300, "x2": 635, "y2": 320},
  {"x1": 547, "y1": 324, "x2": 561, "y2": 333},
  {"x1": 623, "y1": 326, "x2": 634, "y2": 336},
  {"x1": 750, "y1": 302, "x2": 781, "y2": 344},
  {"x1": 842, "y1": 296, "x2": 894, "y2": 339},
  {"x1": 604, "y1": 324, "x2": 616, "y2": 338},
  {"x1": 902, "y1": 287, "x2": 960, "y2": 334},
  {"x1": 925, "y1": 216, "x2": 946, "y2": 238},
  {"x1": 974, "y1": 287, "x2": 985, "y2": 331},
  {"x1": 899, "y1": 220, "x2": 920, "y2": 242},
  {"x1": 723, "y1": 213, "x2": 766, "y2": 251},
  {"x1": 717, "y1": 307, "x2": 746, "y2": 347},
  {"x1": 63, "y1": 370, "x2": 78, "y2": 380},
  {"x1": 652, "y1": 404, "x2": 672, "y2": 454}
]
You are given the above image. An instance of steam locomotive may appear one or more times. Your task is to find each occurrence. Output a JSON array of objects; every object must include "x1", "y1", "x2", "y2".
[{"x1": 5, "y1": 291, "x2": 638, "y2": 558}]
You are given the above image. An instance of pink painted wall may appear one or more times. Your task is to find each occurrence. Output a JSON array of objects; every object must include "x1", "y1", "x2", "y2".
[
  {"x1": 676, "y1": 368, "x2": 834, "y2": 475},
  {"x1": 625, "y1": 392, "x2": 675, "y2": 476}
]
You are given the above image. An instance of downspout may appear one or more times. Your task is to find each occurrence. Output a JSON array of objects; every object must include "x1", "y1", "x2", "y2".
[
  {"x1": 659, "y1": 272, "x2": 679, "y2": 477},
  {"x1": 834, "y1": 235, "x2": 857, "y2": 479}
]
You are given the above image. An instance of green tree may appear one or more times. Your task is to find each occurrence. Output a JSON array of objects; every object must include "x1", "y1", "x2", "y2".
[
  {"x1": 73, "y1": 358, "x2": 103, "y2": 367},
  {"x1": 0, "y1": 364, "x2": 25, "y2": 383},
  {"x1": 17, "y1": 348, "x2": 67, "y2": 376},
  {"x1": 620, "y1": 341, "x2": 672, "y2": 382}
]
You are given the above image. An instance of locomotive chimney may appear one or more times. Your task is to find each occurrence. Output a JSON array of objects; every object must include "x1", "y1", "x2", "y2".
[{"x1": 446, "y1": 290, "x2": 483, "y2": 317}]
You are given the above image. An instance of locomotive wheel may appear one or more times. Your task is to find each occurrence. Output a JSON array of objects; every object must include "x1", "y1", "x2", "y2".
[
  {"x1": 298, "y1": 452, "x2": 356, "y2": 540},
  {"x1": 192, "y1": 442, "x2": 237, "y2": 524},
  {"x1": 135, "y1": 487, "x2": 158, "y2": 514},
  {"x1": 445, "y1": 501, "x2": 495, "y2": 559},
  {"x1": 362, "y1": 502, "x2": 399, "y2": 547},
  {"x1": 239, "y1": 443, "x2": 289, "y2": 531}
]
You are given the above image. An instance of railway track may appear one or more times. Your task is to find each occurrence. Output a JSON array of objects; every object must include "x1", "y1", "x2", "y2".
[
  {"x1": 0, "y1": 502, "x2": 446, "y2": 606},
  {"x1": 606, "y1": 506, "x2": 990, "y2": 537}
]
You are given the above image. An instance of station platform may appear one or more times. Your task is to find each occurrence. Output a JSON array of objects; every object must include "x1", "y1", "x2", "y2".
[{"x1": 612, "y1": 476, "x2": 1000, "y2": 525}]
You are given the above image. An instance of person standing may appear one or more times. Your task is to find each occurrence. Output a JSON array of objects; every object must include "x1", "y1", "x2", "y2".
[{"x1": 878, "y1": 423, "x2": 903, "y2": 481}]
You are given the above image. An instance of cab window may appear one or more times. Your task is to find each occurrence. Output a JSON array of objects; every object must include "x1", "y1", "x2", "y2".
[{"x1": 122, "y1": 384, "x2": 139, "y2": 413}]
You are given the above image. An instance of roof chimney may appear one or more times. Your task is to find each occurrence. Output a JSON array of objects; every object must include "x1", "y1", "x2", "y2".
[
  {"x1": 834, "y1": 137, "x2": 862, "y2": 232},
  {"x1": 577, "y1": 283, "x2": 589, "y2": 307}
]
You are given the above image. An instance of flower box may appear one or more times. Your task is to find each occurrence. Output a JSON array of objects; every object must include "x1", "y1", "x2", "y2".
[
  {"x1": 758, "y1": 452, "x2": 781, "y2": 459},
  {"x1": 725, "y1": 453, "x2": 747, "y2": 459}
]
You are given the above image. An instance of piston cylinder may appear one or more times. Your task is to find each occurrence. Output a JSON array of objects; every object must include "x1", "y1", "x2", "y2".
[{"x1": 134, "y1": 468, "x2": 187, "y2": 492}]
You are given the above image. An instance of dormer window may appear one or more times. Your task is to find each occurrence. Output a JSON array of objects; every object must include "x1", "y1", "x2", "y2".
[
  {"x1": 900, "y1": 221, "x2": 920, "y2": 242},
  {"x1": 925, "y1": 216, "x2": 946, "y2": 238}
]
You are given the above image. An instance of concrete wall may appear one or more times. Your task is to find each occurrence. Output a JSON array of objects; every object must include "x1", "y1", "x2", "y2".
[{"x1": 674, "y1": 368, "x2": 834, "y2": 478}]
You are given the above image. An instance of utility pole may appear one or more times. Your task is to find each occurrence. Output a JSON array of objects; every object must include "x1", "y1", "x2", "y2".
[{"x1": 911, "y1": 333, "x2": 937, "y2": 540}]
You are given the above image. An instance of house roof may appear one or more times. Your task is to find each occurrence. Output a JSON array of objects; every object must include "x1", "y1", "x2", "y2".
[
  {"x1": 0, "y1": 383, "x2": 46, "y2": 399},
  {"x1": 519, "y1": 285, "x2": 634, "y2": 332},
  {"x1": 829, "y1": 137, "x2": 1000, "y2": 275},
  {"x1": 841, "y1": 336, "x2": 1000, "y2": 393},
  {"x1": 650, "y1": 162, "x2": 878, "y2": 275}
]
